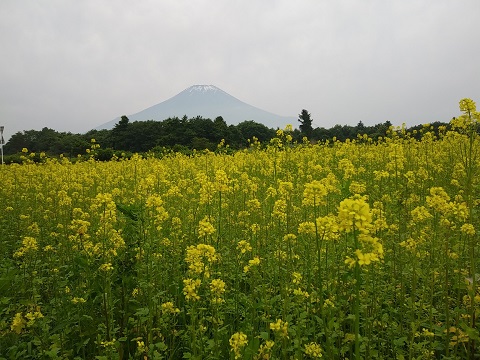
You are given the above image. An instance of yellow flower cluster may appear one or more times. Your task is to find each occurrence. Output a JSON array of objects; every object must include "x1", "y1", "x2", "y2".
[
  {"x1": 410, "y1": 206, "x2": 432, "y2": 223},
  {"x1": 270, "y1": 318, "x2": 288, "y2": 338},
  {"x1": 337, "y1": 194, "x2": 372, "y2": 233},
  {"x1": 90, "y1": 193, "x2": 125, "y2": 258},
  {"x1": 304, "y1": 342, "x2": 323, "y2": 358},
  {"x1": 136, "y1": 340, "x2": 146, "y2": 354},
  {"x1": 452, "y1": 98, "x2": 478, "y2": 127},
  {"x1": 198, "y1": 178, "x2": 216, "y2": 205},
  {"x1": 272, "y1": 199, "x2": 287, "y2": 222},
  {"x1": 426, "y1": 187, "x2": 470, "y2": 227},
  {"x1": 459, "y1": 98, "x2": 476, "y2": 113},
  {"x1": 13, "y1": 236, "x2": 38, "y2": 258},
  {"x1": 244, "y1": 256, "x2": 261, "y2": 273},
  {"x1": 185, "y1": 243, "x2": 218, "y2": 277},
  {"x1": 292, "y1": 272, "x2": 302, "y2": 284},
  {"x1": 209, "y1": 278, "x2": 226, "y2": 304},
  {"x1": 278, "y1": 181, "x2": 293, "y2": 198},
  {"x1": 315, "y1": 214, "x2": 340, "y2": 241},
  {"x1": 292, "y1": 287, "x2": 310, "y2": 299},
  {"x1": 426, "y1": 187, "x2": 451, "y2": 213},
  {"x1": 354, "y1": 248, "x2": 380, "y2": 266},
  {"x1": 302, "y1": 180, "x2": 327, "y2": 206},
  {"x1": 161, "y1": 301, "x2": 180, "y2": 315},
  {"x1": 71, "y1": 297, "x2": 86, "y2": 304},
  {"x1": 146, "y1": 194, "x2": 169, "y2": 230},
  {"x1": 298, "y1": 221, "x2": 316, "y2": 235},
  {"x1": 10, "y1": 313, "x2": 26, "y2": 334},
  {"x1": 446, "y1": 326, "x2": 469, "y2": 346},
  {"x1": 237, "y1": 240, "x2": 252, "y2": 254},
  {"x1": 10, "y1": 309, "x2": 44, "y2": 334},
  {"x1": 338, "y1": 195, "x2": 383, "y2": 267},
  {"x1": 338, "y1": 158, "x2": 356, "y2": 179},
  {"x1": 229, "y1": 332, "x2": 248, "y2": 359},
  {"x1": 183, "y1": 278, "x2": 201, "y2": 302},
  {"x1": 283, "y1": 233, "x2": 297, "y2": 243},
  {"x1": 99, "y1": 262, "x2": 113, "y2": 272},
  {"x1": 349, "y1": 181, "x2": 366, "y2": 194},
  {"x1": 198, "y1": 216, "x2": 215, "y2": 238},
  {"x1": 67, "y1": 208, "x2": 93, "y2": 254},
  {"x1": 255, "y1": 340, "x2": 275, "y2": 359},
  {"x1": 215, "y1": 169, "x2": 230, "y2": 192},
  {"x1": 25, "y1": 310, "x2": 43, "y2": 327},
  {"x1": 461, "y1": 223, "x2": 475, "y2": 236},
  {"x1": 246, "y1": 198, "x2": 261, "y2": 212}
]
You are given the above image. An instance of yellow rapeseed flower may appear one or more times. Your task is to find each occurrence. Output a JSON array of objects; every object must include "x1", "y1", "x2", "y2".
[
  {"x1": 198, "y1": 216, "x2": 215, "y2": 238},
  {"x1": 355, "y1": 249, "x2": 378, "y2": 266},
  {"x1": 229, "y1": 332, "x2": 248, "y2": 359},
  {"x1": 292, "y1": 272, "x2": 302, "y2": 284},
  {"x1": 237, "y1": 240, "x2": 252, "y2": 254},
  {"x1": 304, "y1": 342, "x2": 323, "y2": 358},
  {"x1": 461, "y1": 223, "x2": 475, "y2": 236},
  {"x1": 210, "y1": 278, "x2": 226, "y2": 304},
  {"x1": 316, "y1": 215, "x2": 339, "y2": 240},
  {"x1": 215, "y1": 169, "x2": 230, "y2": 192},
  {"x1": 185, "y1": 243, "x2": 218, "y2": 277},
  {"x1": 99, "y1": 263, "x2": 114, "y2": 272},
  {"x1": 256, "y1": 340, "x2": 275, "y2": 359},
  {"x1": 278, "y1": 181, "x2": 293, "y2": 197},
  {"x1": 270, "y1": 318, "x2": 288, "y2": 338},
  {"x1": 272, "y1": 199, "x2": 287, "y2": 222},
  {"x1": 11, "y1": 313, "x2": 26, "y2": 334},
  {"x1": 298, "y1": 221, "x2": 316, "y2": 235},
  {"x1": 303, "y1": 180, "x2": 327, "y2": 206},
  {"x1": 161, "y1": 301, "x2": 180, "y2": 315},
  {"x1": 25, "y1": 310, "x2": 43, "y2": 327},
  {"x1": 337, "y1": 195, "x2": 372, "y2": 233},
  {"x1": 183, "y1": 278, "x2": 201, "y2": 302},
  {"x1": 244, "y1": 256, "x2": 261, "y2": 273},
  {"x1": 459, "y1": 98, "x2": 476, "y2": 112},
  {"x1": 136, "y1": 340, "x2": 146, "y2": 354},
  {"x1": 13, "y1": 236, "x2": 38, "y2": 258},
  {"x1": 71, "y1": 297, "x2": 86, "y2": 304},
  {"x1": 349, "y1": 181, "x2": 366, "y2": 194}
]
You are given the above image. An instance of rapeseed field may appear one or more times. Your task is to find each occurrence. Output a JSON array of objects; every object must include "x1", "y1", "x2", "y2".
[{"x1": 0, "y1": 99, "x2": 479, "y2": 359}]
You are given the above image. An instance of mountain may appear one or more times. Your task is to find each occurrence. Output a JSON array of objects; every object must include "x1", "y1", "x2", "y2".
[{"x1": 96, "y1": 85, "x2": 295, "y2": 130}]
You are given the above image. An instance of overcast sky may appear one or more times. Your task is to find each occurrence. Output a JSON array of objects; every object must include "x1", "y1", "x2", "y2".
[{"x1": 1, "y1": 0, "x2": 479, "y2": 141}]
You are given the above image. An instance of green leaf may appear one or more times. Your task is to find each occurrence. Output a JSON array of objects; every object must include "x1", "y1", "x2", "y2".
[
  {"x1": 393, "y1": 337, "x2": 407, "y2": 346},
  {"x1": 259, "y1": 331, "x2": 270, "y2": 340}
]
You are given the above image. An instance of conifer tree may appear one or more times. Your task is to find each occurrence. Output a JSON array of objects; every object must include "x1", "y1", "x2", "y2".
[{"x1": 298, "y1": 109, "x2": 313, "y2": 139}]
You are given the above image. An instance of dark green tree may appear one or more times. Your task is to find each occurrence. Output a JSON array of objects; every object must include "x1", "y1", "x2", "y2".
[
  {"x1": 3, "y1": 131, "x2": 32, "y2": 154},
  {"x1": 356, "y1": 121, "x2": 365, "y2": 133},
  {"x1": 110, "y1": 115, "x2": 130, "y2": 149},
  {"x1": 213, "y1": 116, "x2": 228, "y2": 142},
  {"x1": 236, "y1": 121, "x2": 275, "y2": 144},
  {"x1": 158, "y1": 117, "x2": 187, "y2": 147},
  {"x1": 298, "y1": 109, "x2": 313, "y2": 139}
]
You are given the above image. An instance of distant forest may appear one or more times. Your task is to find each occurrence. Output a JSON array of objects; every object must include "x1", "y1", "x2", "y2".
[{"x1": 3, "y1": 114, "x2": 450, "y2": 162}]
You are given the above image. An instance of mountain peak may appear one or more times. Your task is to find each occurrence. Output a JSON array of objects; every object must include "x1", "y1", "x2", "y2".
[
  {"x1": 186, "y1": 85, "x2": 222, "y2": 94},
  {"x1": 96, "y1": 85, "x2": 295, "y2": 130}
]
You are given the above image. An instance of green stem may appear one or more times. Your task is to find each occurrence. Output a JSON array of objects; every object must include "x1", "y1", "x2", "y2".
[
  {"x1": 102, "y1": 291, "x2": 110, "y2": 341},
  {"x1": 353, "y1": 229, "x2": 361, "y2": 359}
]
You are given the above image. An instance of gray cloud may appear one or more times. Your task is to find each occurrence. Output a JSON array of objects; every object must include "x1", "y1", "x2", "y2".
[{"x1": 1, "y1": 0, "x2": 479, "y2": 141}]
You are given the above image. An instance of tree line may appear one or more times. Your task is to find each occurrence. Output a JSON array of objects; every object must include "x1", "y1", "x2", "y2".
[{"x1": 2, "y1": 111, "x2": 450, "y2": 161}]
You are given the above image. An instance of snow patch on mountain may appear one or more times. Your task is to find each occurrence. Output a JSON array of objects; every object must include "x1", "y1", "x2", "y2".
[{"x1": 187, "y1": 85, "x2": 221, "y2": 93}]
